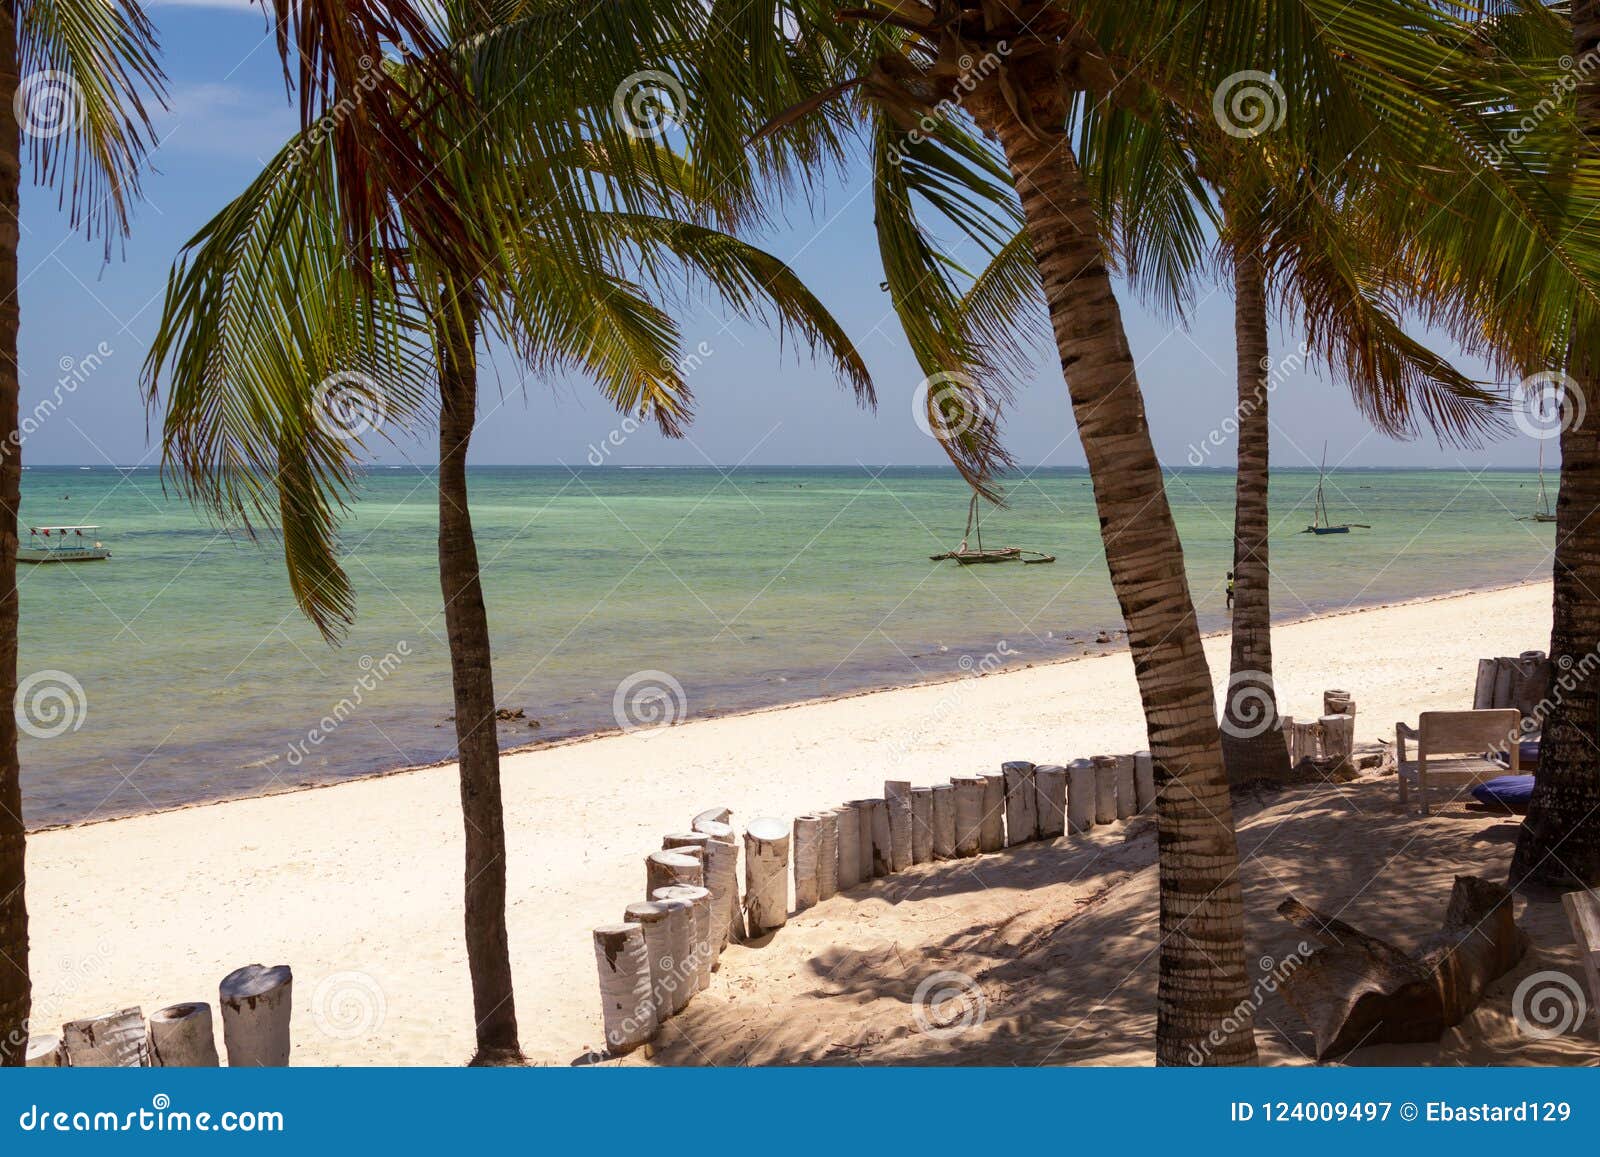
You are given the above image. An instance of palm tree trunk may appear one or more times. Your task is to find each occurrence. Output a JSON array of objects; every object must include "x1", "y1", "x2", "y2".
[
  {"x1": 1509, "y1": 0, "x2": 1600, "y2": 891},
  {"x1": 436, "y1": 294, "x2": 522, "y2": 1063},
  {"x1": 979, "y1": 93, "x2": 1257, "y2": 1063},
  {"x1": 1221, "y1": 196, "x2": 1291, "y2": 783},
  {"x1": 0, "y1": 4, "x2": 29, "y2": 1068}
]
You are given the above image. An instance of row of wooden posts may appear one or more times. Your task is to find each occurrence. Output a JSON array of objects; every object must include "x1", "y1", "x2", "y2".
[
  {"x1": 592, "y1": 753, "x2": 1164, "y2": 1056},
  {"x1": 25, "y1": 964, "x2": 293, "y2": 1068}
]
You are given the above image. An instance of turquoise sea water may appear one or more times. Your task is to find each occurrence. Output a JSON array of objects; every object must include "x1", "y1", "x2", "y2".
[{"x1": 16, "y1": 464, "x2": 1557, "y2": 827}]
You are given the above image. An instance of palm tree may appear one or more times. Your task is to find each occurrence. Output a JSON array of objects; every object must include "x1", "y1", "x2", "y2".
[
  {"x1": 1506, "y1": 0, "x2": 1600, "y2": 890},
  {"x1": 143, "y1": 9, "x2": 870, "y2": 1062},
  {"x1": 1208, "y1": 157, "x2": 1498, "y2": 782},
  {"x1": 0, "y1": 0, "x2": 162, "y2": 1066},
  {"x1": 1334, "y1": 0, "x2": 1600, "y2": 889},
  {"x1": 652, "y1": 0, "x2": 1563, "y2": 1062}
]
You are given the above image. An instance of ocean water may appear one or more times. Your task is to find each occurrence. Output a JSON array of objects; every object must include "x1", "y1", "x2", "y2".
[{"x1": 16, "y1": 464, "x2": 1556, "y2": 827}]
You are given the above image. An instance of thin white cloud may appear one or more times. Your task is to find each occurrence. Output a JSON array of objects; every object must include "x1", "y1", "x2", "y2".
[{"x1": 155, "y1": 83, "x2": 297, "y2": 162}]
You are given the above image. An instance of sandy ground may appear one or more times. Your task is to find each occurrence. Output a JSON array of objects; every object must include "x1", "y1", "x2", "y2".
[
  {"x1": 633, "y1": 780, "x2": 1599, "y2": 1066},
  {"x1": 27, "y1": 579, "x2": 1590, "y2": 1066}
]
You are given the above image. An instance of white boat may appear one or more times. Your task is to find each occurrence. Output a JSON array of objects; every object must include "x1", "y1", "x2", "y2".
[{"x1": 20, "y1": 525, "x2": 110, "y2": 563}]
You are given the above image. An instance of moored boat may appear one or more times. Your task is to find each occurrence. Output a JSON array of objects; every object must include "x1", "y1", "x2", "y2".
[{"x1": 20, "y1": 525, "x2": 111, "y2": 563}]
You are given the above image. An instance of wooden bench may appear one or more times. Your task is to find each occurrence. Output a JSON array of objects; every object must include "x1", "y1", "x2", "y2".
[
  {"x1": 1562, "y1": 889, "x2": 1600, "y2": 1041},
  {"x1": 1394, "y1": 709, "x2": 1520, "y2": 815}
]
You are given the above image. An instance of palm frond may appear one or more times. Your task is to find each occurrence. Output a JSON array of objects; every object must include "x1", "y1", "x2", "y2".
[{"x1": 15, "y1": 0, "x2": 165, "y2": 242}]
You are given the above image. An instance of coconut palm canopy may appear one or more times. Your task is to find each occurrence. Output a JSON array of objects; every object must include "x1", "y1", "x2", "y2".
[{"x1": 141, "y1": 0, "x2": 878, "y2": 641}]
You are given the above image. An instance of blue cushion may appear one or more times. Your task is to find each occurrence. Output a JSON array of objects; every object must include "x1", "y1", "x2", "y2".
[
  {"x1": 1472, "y1": 775, "x2": 1536, "y2": 811},
  {"x1": 1491, "y1": 739, "x2": 1541, "y2": 770}
]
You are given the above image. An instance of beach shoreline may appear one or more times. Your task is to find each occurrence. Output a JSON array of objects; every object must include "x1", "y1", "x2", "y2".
[
  {"x1": 26, "y1": 575, "x2": 1549, "y2": 836},
  {"x1": 26, "y1": 579, "x2": 1557, "y2": 1065}
]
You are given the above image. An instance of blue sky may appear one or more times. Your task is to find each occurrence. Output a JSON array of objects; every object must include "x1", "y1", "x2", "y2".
[{"x1": 17, "y1": 4, "x2": 1534, "y2": 471}]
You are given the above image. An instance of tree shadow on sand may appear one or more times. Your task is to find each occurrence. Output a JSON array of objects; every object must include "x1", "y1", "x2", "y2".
[{"x1": 627, "y1": 780, "x2": 1600, "y2": 1068}]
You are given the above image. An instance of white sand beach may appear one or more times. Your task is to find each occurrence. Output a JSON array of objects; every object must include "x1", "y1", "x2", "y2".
[{"x1": 27, "y1": 580, "x2": 1573, "y2": 1065}]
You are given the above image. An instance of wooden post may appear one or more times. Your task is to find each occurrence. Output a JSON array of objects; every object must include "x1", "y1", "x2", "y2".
[
  {"x1": 693, "y1": 806, "x2": 732, "y2": 829},
  {"x1": 910, "y1": 787, "x2": 934, "y2": 864},
  {"x1": 815, "y1": 809, "x2": 840, "y2": 899},
  {"x1": 1035, "y1": 764, "x2": 1067, "y2": 838},
  {"x1": 979, "y1": 772, "x2": 1006, "y2": 852},
  {"x1": 951, "y1": 776, "x2": 985, "y2": 856},
  {"x1": 1134, "y1": 751, "x2": 1157, "y2": 813},
  {"x1": 652, "y1": 896, "x2": 695, "y2": 1013},
  {"x1": 149, "y1": 1002, "x2": 220, "y2": 1067},
  {"x1": 884, "y1": 781, "x2": 914, "y2": 872},
  {"x1": 680, "y1": 824, "x2": 737, "y2": 955},
  {"x1": 653, "y1": 884, "x2": 713, "y2": 993},
  {"x1": 1091, "y1": 756, "x2": 1118, "y2": 825},
  {"x1": 847, "y1": 799, "x2": 877, "y2": 879},
  {"x1": 1114, "y1": 754, "x2": 1137, "y2": 820},
  {"x1": 868, "y1": 798, "x2": 894, "y2": 875},
  {"x1": 1322, "y1": 713, "x2": 1355, "y2": 776},
  {"x1": 219, "y1": 965, "x2": 292, "y2": 1067},
  {"x1": 836, "y1": 802, "x2": 862, "y2": 889},
  {"x1": 931, "y1": 784, "x2": 957, "y2": 859},
  {"x1": 63, "y1": 1007, "x2": 149, "y2": 1067},
  {"x1": 663, "y1": 831, "x2": 713, "y2": 856},
  {"x1": 793, "y1": 815, "x2": 822, "y2": 911},
  {"x1": 646, "y1": 850, "x2": 703, "y2": 898},
  {"x1": 1066, "y1": 759, "x2": 1095, "y2": 833},
  {"x1": 744, "y1": 818, "x2": 791, "y2": 934},
  {"x1": 1473, "y1": 660, "x2": 1497, "y2": 710},
  {"x1": 25, "y1": 1035, "x2": 65, "y2": 1067},
  {"x1": 592, "y1": 923, "x2": 656, "y2": 1055},
  {"x1": 623, "y1": 900, "x2": 673, "y2": 1024},
  {"x1": 1002, "y1": 761, "x2": 1039, "y2": 845}
]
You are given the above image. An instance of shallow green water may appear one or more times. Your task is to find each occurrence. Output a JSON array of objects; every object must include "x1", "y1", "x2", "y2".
[{"x1": 15, "y1": 464, "x2": 1556, "y2": 826}]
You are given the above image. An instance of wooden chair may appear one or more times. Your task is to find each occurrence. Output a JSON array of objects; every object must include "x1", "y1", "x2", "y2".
[
  {"x1": 1394, "y1": 709, "x2": 1520, "y2": 815},
  {"x1": 1561, "y1": 889, "x2": 1600, "y2": 1041}
]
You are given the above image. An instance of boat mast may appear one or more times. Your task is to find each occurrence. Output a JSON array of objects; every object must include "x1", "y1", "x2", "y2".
[
  {"x1": 1314, "y1": 443, "x2": 1330, "y2": 528},
  {"x1": 1537, "y1": 441, "x2": 1551, "y2": 518}
]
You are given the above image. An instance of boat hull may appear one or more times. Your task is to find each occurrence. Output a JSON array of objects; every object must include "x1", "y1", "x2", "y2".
[
  {"x1": 1306, "y1": 526, "x2": 1350, "y2": 535},
  {"x1": 19, "y1": 547, "x2": 111, "y2": 563},
  {"x1": 930, "y1": 548, "x2": 1022, "y2": 563}
]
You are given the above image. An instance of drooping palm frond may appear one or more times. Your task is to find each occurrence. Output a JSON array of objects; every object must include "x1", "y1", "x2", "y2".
[
  {"x1": 146, "y1": 2, "x2": 878, "y2": 641},
  {"x1": 143, "y1": 131, "x2": 436, "y2": 637},
  {"x1": 15, "y1": 0, "x2": 165, "y2": 242},
  {"x1": 871, "y1": 113, "x2": 1020, "y2": 500},
  {"x1": 1255, "y1": 167, "x2": 1507, "y2": 447}
]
